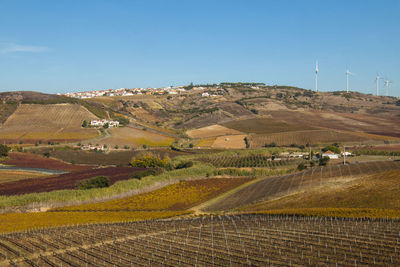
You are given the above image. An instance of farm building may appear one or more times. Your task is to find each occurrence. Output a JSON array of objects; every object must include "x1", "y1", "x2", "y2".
[
  {"x1": 322, "y1": 150, "x2": 340, "y2": 159},
  {"x1": 81, "y1": 144, "x2": 105, "y2": 151}
]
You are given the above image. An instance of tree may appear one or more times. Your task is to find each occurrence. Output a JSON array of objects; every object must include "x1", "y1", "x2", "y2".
[
  {"x1": 322, "y1": 145, "x2": 341, "y2": 154},
  {"x1": 297, "y1": 163, "x2": 307, "y2": 171},
  {"x1": 0, "y1": 144, "x2": 10, "y2": 157},
  {"x1": 82, "y1": 120, "x2": 88, "y2": 127},
  {"x1": 103, "y1": 123, "x2": 109, "y2": 129}
]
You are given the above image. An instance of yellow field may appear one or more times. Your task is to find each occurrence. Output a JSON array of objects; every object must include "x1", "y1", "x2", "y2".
[
  {"x1": 53, "y1": 178, "x2": 252, "y2": 212},
  {"x1": 211, "y1": 135, "x2": 247, "y2": 149},
  {"x1": 240, "y1": 170, "x2": 400, "y2": 211},
  {"x1": 0, "y1": 104, "x2": 99, "y2": 141},
  {"x1": 98, "y1": 126, "x2": 174, "y2": 148},
  {"x1": 187, "y1": 124, "x2": 243, "y2": 139},
  {"x1": 0, "y1": 170, "x2": 49, "y2": 184},
  {"x1": 195, "y1": 138, "x2": 216, "y2": 147},
  {"x1": 0, "y1": 211, "x2": 189, "y2": 233}
]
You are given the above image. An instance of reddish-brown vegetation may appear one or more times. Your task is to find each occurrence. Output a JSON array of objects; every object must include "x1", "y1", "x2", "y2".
[
  {"x1": 3, "y1": 152, "x2": 93, "y2": 172},
  {"x1": 0, "y1": 167, "x2": 145, "y2": 196}
]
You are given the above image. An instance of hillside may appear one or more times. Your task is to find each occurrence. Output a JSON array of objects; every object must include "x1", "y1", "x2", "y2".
[
  {"x1": 0, "y1": 104, "x2": 99, "y2": 143},
  {"x1": 204, "y1": 160, "x2": 400, "y2": 211},
  {"x1": 0, "y1": 85, "x2": 399, "y2": 148},
  {"x1": 240, "y1": 169, "x2": 400, "y2": 211}
]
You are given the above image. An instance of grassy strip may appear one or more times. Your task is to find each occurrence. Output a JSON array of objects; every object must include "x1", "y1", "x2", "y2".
[
  {"x1": 0, "y1": 211, "x2": 190, "y2": 234},
  {"x1": 237, "y1": 208, "x2": 400, "y2": 219},
  {"x1": 0, "y1": 163, "x2": 216, "y2": 209}
]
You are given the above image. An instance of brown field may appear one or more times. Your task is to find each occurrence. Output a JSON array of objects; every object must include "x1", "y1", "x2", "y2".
[
  {"x1": 242, "y1": 169, "x2": 400, "y2": 211},
  {"x1": 0, "y1": 104, "x2": 99, "y2": 142},
  {"x1": 205, "y1": 160, "x2": 400, "y2": 211},
  {"x1": 222, "y1": 117, "x2": 314, "y2": 134},
  {"x1": 0, "y1": 170, "x2": 49, "y2": 184},
  {"x1": 4, "y1": 152, "x2": 94, "y2": 172},
  {"x1": 187, "y1": 124, "x2": 243, "y2": 139},
  {"x1": 268, "y1": 110, "x2": 400, "y2": 138},
  {"x1": 249, "y1": 129, "x2": 374, "y2": 147},
  {"x1": 97, "y1": 126, "x2": 174, "y2": 148},
  {"x1": 211, "y1": 134, "x2": 247, "y2": 149}
]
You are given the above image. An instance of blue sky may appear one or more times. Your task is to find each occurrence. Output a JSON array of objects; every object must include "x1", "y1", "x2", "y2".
[{"x1": 0, "y1": 0, "x2": 399, "y2": 96}]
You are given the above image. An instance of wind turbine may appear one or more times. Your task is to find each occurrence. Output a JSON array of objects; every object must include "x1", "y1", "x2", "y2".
[
  {"x1": 346, "y1": 69, "x2": 354, "y2": 93},
  {"x1": 384, "y1": 80, "x2": 392, "y2": 96},
  {"x1": 376, "y1": 75, "x2": 383, "y2": 96},
  {"x1": 315, "y1": 61, "x2": 319, "y2": 92}
]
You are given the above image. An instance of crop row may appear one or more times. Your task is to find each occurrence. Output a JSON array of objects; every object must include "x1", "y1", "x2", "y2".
[
  {"x1": 249, "y1": 130, "x2": 369, "y2": 147},
  {"x1": 206, "y1": 160, "x2": 400, "y2": 211},
  {"x1": 0, "y1": 214, "x2": 399, "y2": 266},
  {"x1": 200, "y1": 154, "x2": 297, "y2": 168}
]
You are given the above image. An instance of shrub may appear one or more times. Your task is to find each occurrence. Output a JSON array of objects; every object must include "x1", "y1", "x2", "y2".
[
  {"x1": 130, "y1": 153, "x2": 170, "y2": 168},
  {"x1": 0, "y1": 144, "x2": 10, "y2": 157},
  {"x1": 175, "y1": 161, "x2": 194, "y2": 170},
  {"x1": 131, "y1": 169, "x2": 163, "y2": 180},
  {"x1": 43, "y1": 152, "x2": 50, "y2": 158},
  {"x1": 81, "y1": 120, "x2": 88, "y2": 127},
  {"x1": 318, "y1": 156, "x2": 330, "y2": 166},
  {"x1": 77, "y1": 176, "x2": 110, "y2": 190},
  {"x1": 297, "y1": 163, "x2": 307, "y2": 171}
]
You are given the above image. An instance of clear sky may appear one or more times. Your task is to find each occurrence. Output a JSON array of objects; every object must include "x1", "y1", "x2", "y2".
[{"x1": 0, "y1": 0, "x2": 399, "y2": 96}]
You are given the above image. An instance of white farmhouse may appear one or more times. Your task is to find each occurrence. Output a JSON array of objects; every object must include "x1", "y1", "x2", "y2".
[{"x1": 322, "y1": 150, "x2": 340, "y2": 159}]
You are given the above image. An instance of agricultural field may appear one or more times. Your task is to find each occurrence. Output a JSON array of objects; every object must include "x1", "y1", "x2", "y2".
[
  {"x1": 0, "y1": 104, "x2": 99, "y2": 143},
  {"x1": 0, "y1": 211, "x2": 188, "y2": 233},
  {"x1": 3, "y1": 152, "x2": 93, "y2": 172},
  {"x1": 221, "y1": 117, "x2": 314, "y2": 134},
  {"x1": 205, "y1": 160, "x2": 400, "y2": 211},
  {"x1": 211, "y1": 135, "x2": 247, "y2": 149},
  {"x1": 0, "y1": 170, "x2": 49, "y2": 184},
  {"x1": 199, "y1": 153, "x2": 299, "y2": 168},
  {"x1": 268, "y1": 110, "x2": 400, "y2": 139},
  {"x1": 244, "y1": 169, "x2": 400, "y2": 211},
  {"x1": 0, "y1": 215, "x2": 399, "y2": 266},
  {"x1": 249, "y1": 129, "x2": 374, "y2": 147},
  {"x1": 187, "y1": 124, "x2": 242, "y2": 139},
  {"x1": 0, "y1": 167, "x2": 145, "y2": 196},
  {"x1": 97, "y1": 125, "x2": 174, "y2": 148},
  {"x1": 52, "y1": 178, "x2": 252, "y2": 212},
  {"x1": 32, "y1": 148, "x2": 188, "y2": 166}
]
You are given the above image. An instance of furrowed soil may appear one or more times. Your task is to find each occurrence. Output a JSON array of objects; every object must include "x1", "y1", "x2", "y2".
[
  {"x1": 0, "y1": 167, "x2": 146, "y2": 195},
  {"x1": 3, "y1": 152, "x2": 94, "y2": 172}
]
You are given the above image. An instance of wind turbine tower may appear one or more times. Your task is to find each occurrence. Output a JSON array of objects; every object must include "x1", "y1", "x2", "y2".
[
  {"x1": 315, "y1": 61, "x2": 318, "y2": 92},
  {"x1": 346, "y1": 69, "x2": 354, "y2": 93},
  {"x1": 376, "y1": 75, "x2": 382, "y2": 96},
  {"x1": 384, "y1": 80, "x2": 391, "y2": 96}
]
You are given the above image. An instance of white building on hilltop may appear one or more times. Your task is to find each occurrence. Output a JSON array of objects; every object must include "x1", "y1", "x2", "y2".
[{"x1": 90, "y1": 119, "x2": 119, "y2": 128}]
